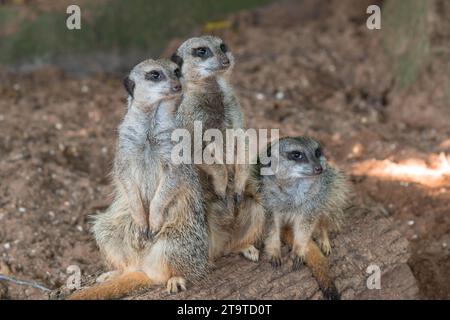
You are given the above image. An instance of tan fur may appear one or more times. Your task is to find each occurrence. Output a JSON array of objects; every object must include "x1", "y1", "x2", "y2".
[
  {"x1": 68, "y1": 59, "x2": 210, "y2": 299},
  {"x1": 172, "y1": 37, "x2": 252, "y2": 261},
  {"x1": 256, "y1": 136, "x2": 351, "y2": 299},
  {"x1": 68, "y1": 271, "x2": 152, "y2": 300}
]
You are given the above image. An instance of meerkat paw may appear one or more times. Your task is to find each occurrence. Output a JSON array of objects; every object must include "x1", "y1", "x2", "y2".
[
  {"x1": 148, "y1": 204, "x2": 164, "y2": 233},
  {"x1": 240, "y1": 245, "x2": 259, "y2": 262},
  {"x1": 166, "y1": 277, "x2": 187, "y2": 294},
  {"x1": 148, "y1": 215, "x2": 162, "y2": 235},
  {"x1": 95, "y1": 271, "x2": 121, "y2": 283},
  {"x1": 132, "y1": 224, "x2": 151, "y2": 249},
  {"x1": 319, "y1": 239, "x2": 332, "y2": 256},
  {"x1": 291, "y1": 254, "x2": 305, "y2": 271},
  {"x1": 268, "y1": 255, "x2": 282, "y2": 269},
  {"x1": 234, "y1": 192, "x2": 243, "y2": 206}
]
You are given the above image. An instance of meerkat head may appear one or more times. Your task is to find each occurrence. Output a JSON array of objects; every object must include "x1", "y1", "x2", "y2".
[
  {"x1": 170, "y1": 35, "x2": 234, "y2": 81},
  {"x1": 268, "y1": 137, "x2": 327, "y2": 180},
  {"x1": 123, "y1": 59, "x2": 182, "y2": 107}
]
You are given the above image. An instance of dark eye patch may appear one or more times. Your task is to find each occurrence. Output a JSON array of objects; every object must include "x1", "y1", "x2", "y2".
[
  {"x1": 145, "y1": 70, "x2": 164, "y2": 82},
  {"x1": 287, "y1": 150, "x2": 306, "y2": 162},
  {"x1": 174, "y1": 68, "x2": 182, "y2": 78},
  {"x1": 220, "y1": 43, "x2": 228, "y2": 53},
  {"x1": 315, "y1": 148, "x2": 322, "y2": 158},
  {"x1": 192, "y1": 47, "x2": 212, "y2": 59}
]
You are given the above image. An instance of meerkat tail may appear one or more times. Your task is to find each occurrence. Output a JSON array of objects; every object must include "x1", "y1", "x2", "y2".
[
  {"x1": 67, "y1": 271, "x2": 153, "y2": 300},
  {"x1": 304, "y1": 241, "x2": 340, "y2": 300},
  {"x1": 281, "y1": 228, "x2": 340, "y2": 300}
]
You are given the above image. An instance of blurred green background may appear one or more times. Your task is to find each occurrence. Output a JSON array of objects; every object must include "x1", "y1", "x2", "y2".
[
  {"x1": 0, "y1": 0, "x2": 446, "y2": 94},
  {"x1": 0, "y1": 0, "x2": 271, "y2": 66}
]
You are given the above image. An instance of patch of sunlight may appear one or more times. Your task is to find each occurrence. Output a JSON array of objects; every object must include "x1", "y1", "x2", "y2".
[{"x1": 352, "y1": 153, "x2": 450, "y2": 188}]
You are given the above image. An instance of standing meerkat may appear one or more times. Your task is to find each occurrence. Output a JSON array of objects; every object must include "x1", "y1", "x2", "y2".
[
  {"x1": 171, "y1": 35, "x2": 248, "y2": 203},
  {"x1": 171, "y1": 36, "x2": 254, "y2": 260},
  {"x1": 256, "y1": 136, "x2": 350, "y2": 300},
  {"x1": 68, "y1": 59, "x2": 210, "y2": 299}
]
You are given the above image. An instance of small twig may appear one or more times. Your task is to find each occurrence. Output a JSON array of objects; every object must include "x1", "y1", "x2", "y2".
[{"x1": 0, "y1": 274, "x2": 52, "y2": 292}]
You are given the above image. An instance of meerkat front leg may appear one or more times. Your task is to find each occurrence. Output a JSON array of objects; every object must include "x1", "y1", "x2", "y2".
[
  {"x1": 199, "y1": 163, "x2": 228, "y2": 198},
  {"x1": 231, "y1": 118, "x2": 248, "y2": 205},
  {"x1": 264, "y1": 214, "x2": 282, "y2": 268},
  {"x1": 234, "y1": 163, "x2": 249, "y2": 204},
  {"x1": 149, "y1": 171, "x2": 178, "y2": 233},
  {"x1": 291, "y1": 216, "x2": 316, "y2": 270},
  {"x1": 317, "y1": 217, "x2": 332, "y2": 256},
  {"x1": 120, "y1": 179, "x2": 150, "y2": 248}
]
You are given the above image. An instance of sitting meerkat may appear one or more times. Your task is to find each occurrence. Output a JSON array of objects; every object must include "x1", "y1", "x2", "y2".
[
  {"x1": 171, "y1": 36, "x2": 253, "y2": 260},
  {"x1": 114, "y1": 59, "x2": 184, "y2": 246},
  {"x1": 256, "y1": 136, "x2": 350, "y2": 299},
  {"x1": 68, "y1": 59, "x2": 209, "y2": 299}
]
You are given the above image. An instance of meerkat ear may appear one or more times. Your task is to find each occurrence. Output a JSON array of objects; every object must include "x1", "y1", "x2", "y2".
[
  {"x1": 123, "y1": 76, "x2": 135, "y2": 98},
  {"x1": 170, "y1": 53, "x2": 183, "y2": 68}
]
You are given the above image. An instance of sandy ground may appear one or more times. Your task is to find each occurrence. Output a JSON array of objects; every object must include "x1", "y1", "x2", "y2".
[{"x1": 0, "y1": 0, "x2": 449, "y2": 299}]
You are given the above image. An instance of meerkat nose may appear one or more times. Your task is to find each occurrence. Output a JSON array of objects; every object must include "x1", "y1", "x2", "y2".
[
  {"x1": 314, "y1": 165, "x2": 323, "y2": 174},
  {"x1": 171, "y1": 84, "x2": 182, "y2": 93},
  {"x1": 221, "y1": 58, "x2": 230, "y2": 67}
]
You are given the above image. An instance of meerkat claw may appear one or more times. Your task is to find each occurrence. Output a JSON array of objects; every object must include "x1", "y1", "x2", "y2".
[
  {"x1": 269, "y1": 255, "x2": 282, "y2": 269},
  {"x1": 166, "y1": 277, "x2": 187, "y2": 294},
  {"x1": 320, "y1": 240, "x2": 332, "y2": 256},
  {"x1": 234, "y1": 192, "x2": 243, "y2": 205},
  {"x1": 140, "y1": 225, "x2": 151, "y2": 239},
  {"x1": 133, "y1": 225, "x2": 151, "y2": 249},
  {"x1": 291, "y1": 255, "x2": 305, "y2": 270}
]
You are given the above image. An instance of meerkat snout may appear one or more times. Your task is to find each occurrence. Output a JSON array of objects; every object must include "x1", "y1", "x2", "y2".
[
  {"x1": 314, "y1": 164, "x2": 323, "y2": 174},
  {"x1": 171, "y1": 82, "x2": 182, "y2": 93},
  {"x1": 124, "y1": 59, "x2": 182, "y2": 106},
  {"x1": 171, "y1": 35, "x2": 234, "y2": 79}
]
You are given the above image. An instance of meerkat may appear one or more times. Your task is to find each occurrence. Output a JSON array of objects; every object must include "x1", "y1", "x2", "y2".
[
  {"x1": 171, "y1": 35, "x2": 248, "y2": 203},
  {"x1": 171, "y1": 36, "x2": 254, "y2": 260},
  {"x1": 112, "y1": 59, "x2": 184, "y2": 247},
  {"x1": 256, "y1": 136, "x2": 350, "y2": 300},
  {"x1": 68, "y1": 59, "x2": 210, "y2": 299}
]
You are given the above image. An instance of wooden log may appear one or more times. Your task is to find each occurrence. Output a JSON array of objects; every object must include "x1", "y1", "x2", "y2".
[{"x1": 121, "y1": 206, "x2": 419, "y2": 300}]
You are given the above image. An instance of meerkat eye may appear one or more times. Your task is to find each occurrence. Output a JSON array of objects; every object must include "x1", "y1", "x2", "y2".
[
  {"x1": 145, "y1": 70, "x2": 164, "y2": 82},
  {"x1": 315, "y1": 148, "x2": 322, "y2": 158},
  {"x1": 193, "y1": 47, "x2": 212, "y2": 58},
  {"x1": 174, "y1": 68, "x2": 182, "y2": 78},
  {"x1": 288, "y1": 151, "x2": 305, "y2": 161},
  {"x1": 220, "y1": 43, "x2": 228, "y2": 53}
]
